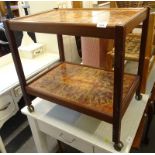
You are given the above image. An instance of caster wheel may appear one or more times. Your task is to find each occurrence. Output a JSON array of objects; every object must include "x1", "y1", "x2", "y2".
[
  {"x1": 114, "y1": 141, "x2": 124, "y2": 151},
  {"x1": 27, "y1": 105, "x2": 34, "y2": 113},
  {"x1": 135, "y1": 94, "x2": 142, "y2": 100}
]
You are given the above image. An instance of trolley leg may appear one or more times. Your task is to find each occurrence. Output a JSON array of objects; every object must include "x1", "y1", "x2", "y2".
[
  {"x1": 4, "y1": 20, "x2": 35, "y2": 113},
  {"x1": 113, "y1": 25, "x2": 125, "y2": 151},
  {"x1": 136, "y1": 8, "x2": 150, "y2": 99}
]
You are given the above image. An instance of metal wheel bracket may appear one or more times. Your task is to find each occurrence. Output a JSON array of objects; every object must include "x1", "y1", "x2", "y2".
[
  {"x1": 135, "y1": 94, "x2": 143, "y2": 100},
  {"x1": 27, "y1": 105, "x2": 34, "y2": 113},
  {"x1": 114, "y1": 141, "x2": 124, "y2": 151}
]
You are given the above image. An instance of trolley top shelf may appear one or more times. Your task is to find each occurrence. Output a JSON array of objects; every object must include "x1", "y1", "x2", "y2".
[{"x1": 7, "y1": 8, "x2": 148, "y2": 38}]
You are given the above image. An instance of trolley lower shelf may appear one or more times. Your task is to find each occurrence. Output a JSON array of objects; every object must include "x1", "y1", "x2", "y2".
[{"x1": 26, "y1": 62, "x2": 139, "y2": 123}]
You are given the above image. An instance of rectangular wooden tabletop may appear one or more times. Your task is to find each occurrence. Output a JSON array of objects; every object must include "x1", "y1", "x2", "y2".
[
  {"x1": 26, "y1": 62, "x2": 139, "y2": 123},
  {"x1": 10, "y1": 8, "x2": 145, "y2": 27},
  {"x1": 8, "y1": 8, "x2": 147, "y2": 38}
]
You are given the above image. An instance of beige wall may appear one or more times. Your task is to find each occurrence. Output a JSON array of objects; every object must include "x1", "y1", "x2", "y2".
[
  {"x1": 19, "y1": 1, "x2": 80, "y2": 62},
  {"x1": 28, "y1": 1, "x2": 61, "y2": 54}
]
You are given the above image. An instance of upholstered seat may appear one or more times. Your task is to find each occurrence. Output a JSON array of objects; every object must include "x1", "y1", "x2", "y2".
[{"x1": 108, "y1": 34, "x2": 141, "y2": 62}]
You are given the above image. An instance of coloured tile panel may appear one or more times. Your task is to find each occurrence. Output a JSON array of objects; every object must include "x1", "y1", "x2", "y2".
[
  {"x1": 11, "y1": 8, "x2": 145, "y2": 27},
  {"x1": 27, "y1": 63, "x2": 137, "y2": 118}
]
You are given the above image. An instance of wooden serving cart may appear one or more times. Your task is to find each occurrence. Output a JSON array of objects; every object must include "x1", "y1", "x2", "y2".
[{"x1": 4, "y1": 8, "x2": 149, "y2": 151}]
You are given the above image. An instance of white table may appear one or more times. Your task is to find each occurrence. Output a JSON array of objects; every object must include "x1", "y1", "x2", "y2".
[
  {"x1": 0, "y1": 52, "x2": 59, "y2": 153},
  {"x1": 0, "y1": 53, "x2": 59, "y2": 94},
  {"x1": 21, "y1": 95, "x2": 148, "y2": 153}
]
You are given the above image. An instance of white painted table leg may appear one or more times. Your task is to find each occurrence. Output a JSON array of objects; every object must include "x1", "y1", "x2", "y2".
[
  {"x1": 0, "y1": 136, "x2": 6, "y2": 153},
  {"x1": 27, "y1": 116, "x2": 49, "y2": 153}
]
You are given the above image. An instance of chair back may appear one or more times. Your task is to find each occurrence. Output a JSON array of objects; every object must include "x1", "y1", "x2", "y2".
[{"x1": 110, "y1": 1, "x2": 151, "y2": 8}]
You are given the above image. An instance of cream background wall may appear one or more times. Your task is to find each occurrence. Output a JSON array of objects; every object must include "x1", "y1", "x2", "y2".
[{"x1": 18, "y1": 1, "x2": 80, "y2": 62}]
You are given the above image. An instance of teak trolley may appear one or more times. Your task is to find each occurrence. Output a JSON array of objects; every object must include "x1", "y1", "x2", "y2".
[{"x1": 4, "y1": 8, "x2": 149, "y2": 151}]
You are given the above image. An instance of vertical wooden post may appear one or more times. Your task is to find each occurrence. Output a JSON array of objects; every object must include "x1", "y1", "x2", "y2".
[
  {"x1": 141, "y1": 13, "x2": 155, "y2": 93},
  {"x1": 57, "y1": 34, "x2": 65, "y2": 61},
  {"x1": 72, "y1": 1, "x2": 83, "y2": 8},
  {"x1": 113, "y1": 25, "x2": 125, "y2": 151},
  {"x1": 3, "y1": 20, "x2": 34, "y2": 112},
  {"x1": 75, "y1": 36, "x2": 82, "y2": 58},
  {"x1": 136, "y1": 7, "x2": 150, "y2": 99},
  {"x1": 110, "y1": 1, "x2": 117, "y2": 8}
]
